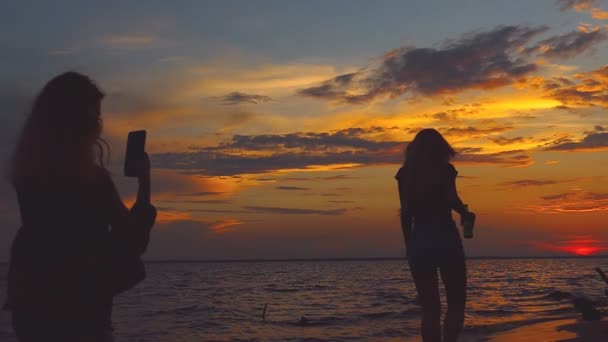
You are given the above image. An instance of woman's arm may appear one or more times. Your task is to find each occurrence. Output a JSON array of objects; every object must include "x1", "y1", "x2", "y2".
[
  {"x1": 447, "y1": 166, "x2": 474, "y2": 222},
  {"x1": 400, "y1": 207, "x2": 413, "y2": 242},
  {"x1": 135, "y1": 154, "x2": 151, "y2": 205},
  {"x1": 102, "y1": 155, "x2": 156, "y2": 256},
  {"x1": 447, "y1": 176, "x2": 467, "y2": 216},
  {"x1": 396, "y1": 169, "x2": 412, "y2": 243}
]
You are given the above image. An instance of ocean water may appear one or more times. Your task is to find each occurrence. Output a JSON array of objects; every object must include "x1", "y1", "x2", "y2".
[{"x1": 1, "y1": 258, "x2": 608, "y2": 341}]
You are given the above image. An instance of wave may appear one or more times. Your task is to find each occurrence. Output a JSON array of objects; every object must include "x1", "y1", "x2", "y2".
[
  {"x1": 360, "y1": 308, "x2": 419, "y2": 320},
  {"x1": 265, "y1": 287, "x2": 301, "y2": 293}
]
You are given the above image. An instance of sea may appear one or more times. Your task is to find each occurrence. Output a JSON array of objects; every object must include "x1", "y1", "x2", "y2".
[{"x1": 1, "y1": 258, "x2": 607, "y2": 341}]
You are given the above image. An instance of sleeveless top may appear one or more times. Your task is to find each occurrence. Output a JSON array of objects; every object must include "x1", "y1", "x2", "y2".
[
  {"x1": 396, "y1": 163, "x2": 463, "y2": 258},
  {"x1": 395, "y1": 162, "x2": 458, "y2": 222},
  {"x1": 4, "y1": 168, "x2": 155, "y2": 323}
]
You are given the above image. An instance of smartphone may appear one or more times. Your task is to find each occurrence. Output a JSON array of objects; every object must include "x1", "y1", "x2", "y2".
[{"x1": 124, "y1": 130, "x2": 147, "y2": 177}]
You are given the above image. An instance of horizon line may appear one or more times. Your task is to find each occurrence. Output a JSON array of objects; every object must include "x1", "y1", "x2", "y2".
[
  {"x1": 2, "y1": 255, "x2": 607, "y2": 265},
  {"x1": 141, "y1": 255, "x2": 608, "y2": 263}
]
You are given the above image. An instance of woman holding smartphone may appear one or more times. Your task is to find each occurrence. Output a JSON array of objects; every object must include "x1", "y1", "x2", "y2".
[
  {"x1": 395, "y1": 129, "x2": 475, "y2": 342},
  {"x1": 3, "y1": 72, "x2": 156, "y2": 341}
]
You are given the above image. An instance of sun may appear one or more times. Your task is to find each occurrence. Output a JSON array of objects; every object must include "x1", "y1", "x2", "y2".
[{"x1": 564, "y1": 246, "x2": 602, "y2": 256}]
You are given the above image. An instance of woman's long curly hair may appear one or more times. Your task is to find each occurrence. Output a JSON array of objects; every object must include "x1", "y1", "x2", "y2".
[
  {"x1": 404, "y1": 128, "x2": 455, "y2": 168},
  {"x1": 402, "y1": 129, "x2": 456, "y2": 201},
  {"x1": 9, "y1": 72, "x2": 108, "y2": 190}
]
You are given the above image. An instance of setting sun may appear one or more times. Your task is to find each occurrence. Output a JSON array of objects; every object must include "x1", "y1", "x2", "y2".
[{"x1": 565, "y1": 246, "x2": 603, "y2": 256}]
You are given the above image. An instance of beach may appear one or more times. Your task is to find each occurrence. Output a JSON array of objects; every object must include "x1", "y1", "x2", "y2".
[
  {"x1": 405, "y1": 318, "x2": 608, "y2": 341},
  {"x1": 489, "y1": 318, "x2": 608, "y2": 342},
  {"x1": 2, "y1": 258, "x2": 608, "y2": 341}
]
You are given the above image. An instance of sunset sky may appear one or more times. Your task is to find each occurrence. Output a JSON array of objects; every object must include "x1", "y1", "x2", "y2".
[{"x1": 1, "y1": 0, "x2": 608, "y2": 260}]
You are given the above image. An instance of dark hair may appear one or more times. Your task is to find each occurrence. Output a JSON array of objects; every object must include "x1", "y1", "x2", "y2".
[
  {"x1": 404, "y1": 128, "x2": 455, "y2": 167},
  {"x1": 10, "y1": 72, "x2": 108, "y2": 189}
]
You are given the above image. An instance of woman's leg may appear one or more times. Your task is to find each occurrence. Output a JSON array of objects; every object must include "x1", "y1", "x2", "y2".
[
  {"x1": 409, "y1": 258, "x2": 442, "y2": 342},
  {"x1": 439, "y1": 255, "x2": 467, "y2": 342}
]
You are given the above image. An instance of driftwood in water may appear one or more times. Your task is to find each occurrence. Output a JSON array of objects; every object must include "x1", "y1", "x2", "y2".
[
  {"x1": 262, "y1": 304, "x2": 268, "y2": 320},
  {"x1": 595, "y1": 268, "x2": 608, "y2": 284}
]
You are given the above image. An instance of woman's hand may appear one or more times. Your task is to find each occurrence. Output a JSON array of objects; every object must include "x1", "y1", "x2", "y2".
[
  {"x1": 132, "y1": 152, "x2": 151, "y2": 182},
  {"x1": 133, "y1": 153, "x2": 152, "y2": 205},
  {"x1": 460, "y1": 211, "x2": 476, "y2": 226}
]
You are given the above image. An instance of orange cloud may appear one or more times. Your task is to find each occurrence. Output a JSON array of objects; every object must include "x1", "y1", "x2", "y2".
[
  {"x1": 156, "y1": 209, "x2": 244, "y2": 234},
  {"x1": 208, "y1": 218, "x2": 244, "y2": 233},
  {"x1": 591, "y1": 8, "x2": 608, "y2": 19},
  {"x1": 156, "y1": 210, "x2": 199, "y2": 224}
]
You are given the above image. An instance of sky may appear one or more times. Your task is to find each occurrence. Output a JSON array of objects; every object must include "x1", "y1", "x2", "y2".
[{"x1": 1, "y1": 0, "x2": 608, "y2": 260}]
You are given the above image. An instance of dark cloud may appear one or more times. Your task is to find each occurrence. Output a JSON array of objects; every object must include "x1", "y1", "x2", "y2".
[
  {"x1": 222, "y1": 132, "x2": 397, "y2": 151},
  {"x1": 185, "y1": 204, "x2": 359, "y2": 216},
  {"x1": 152, "y1": 127, "x2": 406, "y2": 176},
  {"x1": 554, "y1": 105, "x2": 572, "y2": 110},
  {"x1": 530, "y1": 190, "x2": 608, "y2": 213},
  {"x1": 152, "y1": 149, "x2": 400, "y2": 176},
  {"x1": 499, "y1": 179, "x2": 559, "y2": 189},
  {"x1": 269, "y1": 175, "x2": 359, "y2": 182},
  {"x1": 299, "y1": 26, "x2": 546, "y2": 103},
  {"x1": 488, "y1": 136, "x2": 526, "y2": 145},
  {"x1": 159, "y1": 199, "x2": 232, "y2": 204},
  {"x1": 541, "y1": 193, "x2": 571, "y2": 201},
  {"x1": 586, "y1": 192, "x2": 608, "y2": 200},
  {"x1": 551, "y1": 87, "x2": 597, "y2": 104},
  {"x1": 544, "y1": 132, "x2": 608, "y2": 151},
  {"x1": 428, "y1": 105, "x2": 483, "y2": 123},
  {"x1": 525, "y1": 28, "x2": 607, "y2": 59},
  {"x1": 242, "y1": 205, "x2": 352, "y2": 216},
  {"x1": 300, "y1": 25, "x2": 606, "y2": 104},
  {"x1": 319, "y1": 175, "x2": 359, "y2": 180},
  {"x1": 178, "y1": 191, "x2": 225, "y2": 196},
  {"x1": 187, "y1": 209, "x2": 252, "y2": 214},
  {"x1": 432, "y1": 112, "x2": 460, "y2": 123},
  {"x1": 457, "y1": 147, "x2": 484, "y2": 154},
  {"x1": 546, "y1": 65, "x2": 608, "y2": 107},
  {"x1": 151, "y1": 126, "x2": 535, "y2": 176},
  {"x1": 442, "y1": 125, "x2": 514, "y2": 137},
  {"x1": 215, "y1": 92, "x2": 272, "y2": 105},
  {"x1": 153, "y1": 145, "x2": 533, "y2": 176},
  {"x1": 276, "y1": 186, "x2": 310, "y2": 191},
  {"x1": 543, "y1": 77, "x2": 574, "y2": 91},
  {"x1": 207, "y1": 127, "x2": 400, "y2": 152},
  {"x1": 203, "y1": 128, "x2": 395, "y2": 151},
  {"x1": 456, "y1": 149, "x2": 533, "y2": 167},
  {"x1": 557, "y1": 0, "x2": 596, "y2": 11}
]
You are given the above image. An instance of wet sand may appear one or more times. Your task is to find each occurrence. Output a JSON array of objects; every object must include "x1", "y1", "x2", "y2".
[
  {"x1": 490, "y1": 318, "x2": 608, "y2": 342},
  {"x1": 404, "y1": 318, "x2": 608, "y2": 341}
]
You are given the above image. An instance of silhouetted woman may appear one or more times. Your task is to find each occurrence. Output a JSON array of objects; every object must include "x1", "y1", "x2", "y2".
[
  {"x1": 395, "y1": 129, "x2": 475, "y2": 342},
  {"x1": 3, "y1": 72, "x2": 156, "y2": 341}
]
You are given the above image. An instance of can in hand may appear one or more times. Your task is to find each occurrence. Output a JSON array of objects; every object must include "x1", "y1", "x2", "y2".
[{"x1": 462, "y1": 204, "x2": 475, "y2": 239}]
